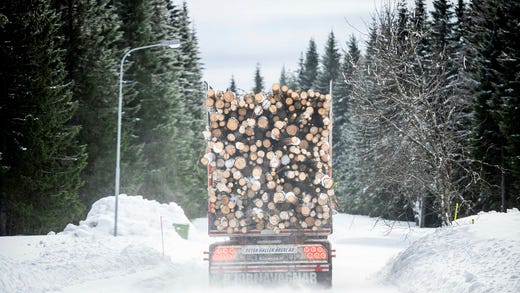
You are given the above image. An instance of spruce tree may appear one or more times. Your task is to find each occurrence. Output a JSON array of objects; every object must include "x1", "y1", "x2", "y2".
[
  {"x1": 335, "y1": 34, "x2": 361, "y2": 120},
  {"x1": 253, "y1": 63, "x2": 265, "y2": 93},
  {"x1": 430, "y1": 0, "x2": 453, "y2": 58},
  {"x1": 0, "y1": 0, "x2": 87, "y2": 234},
  {"x1": 296, "y1": 53, "x2": 305, "y2": 89},
  {"x1": 279, "y1": 65, "x2": 288, "y2": 86},
  {"x1": 167, "y1": 1, "x2": 207, "y2": 217},
  {"x1": 497, "y1": 1, "x2": 520, "y2": 209},
  {"x1": 138, "y1": 0, "x2": 179, "y2": 203},
  {"x1": 300, "y1": 39, "x2": 319, "y2": 91},
  {"x1": 468, "y1": 0, "x2": 520, "y2": 211},
  {"x1": 334, "y1": 35, "x2": 361, "y2": 100},
  {"x1": 114, "y1": 0, "x2": 154, "y2": 195},
  {"x1": 176, "y1": 1, "x2": 205, "y2": 128},
  {"x1": 412, "y1": 0, "x2": 430, "y2": 61},
  {"x1": 229, "y1": 75, "x2": 237, "y2": 92},
  {"x1": 333, "y1": 35, "x2": 361, "y2": 197},
  {"x1": 55, "y1": 0, "x2": 123, "y2": 208},
  {"x1": 397, "y1": 0, "x2": 409, "y2": 44},
  {"x1": 115, "y1": 0, "x2": 182, "y2": 202},
  {"x1": 316, "y1": 31, "x2": 341, "y2": 95},
  {"x1": 280, "y1": 65, "x2": 298, "y2": 89}
]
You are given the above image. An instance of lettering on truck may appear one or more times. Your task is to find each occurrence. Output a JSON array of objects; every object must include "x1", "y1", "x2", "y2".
[
  {"x1": 241, "y1": 246, "x2": 298, "y2": 254},
  {"x1": 220, "y1": 272, "x2": 318, "y2": 285}
]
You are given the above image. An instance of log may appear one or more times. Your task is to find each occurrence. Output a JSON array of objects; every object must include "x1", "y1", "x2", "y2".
[
  {"x1": 286, "y1": 124, "x2": 299, "y2": 136},
  {"x1": 205, "y1": 97, "x2": 215, "y2": 107},
  {"x1": 226, "y1": 117, "x2": 239, "y2": 131},
  {"x1": 224, "y1": 91, "x2": 235, "y2": 103},
  {"x1": 269, "y1": 215, "x2": 281, "y2": 225},
  {"x1": 234, "y1": 157, "x2": 247, "y2": 169},
  {"x1": 271, "y1": 128, "x2": 281, "y2": 140},
  {"x1": 258, "y1": 116, "x2": 269, "y2": 129},
  {"x1": 273, "y1": 192, "x2": 285, "y2": 203},
  {"x1": 215, "y1": 99, "x2": 225, "y2": 109},
  {"x1": 252, "y1": 166, "x2": 262, "y2": 179},
  {"x1": 272, "y1": 83, "x2": 280, "y2": 93}
]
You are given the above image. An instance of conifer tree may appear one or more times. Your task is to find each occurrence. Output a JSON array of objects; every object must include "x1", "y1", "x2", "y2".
[
  {"x1": 229, "y1": 75, "x2": 237, "y2": 92},
  {"x1": 497, "y1": 1, "x2": 520, "y2": 208},
  {"x1": 113, "y1": 0, "x2": 155, "y2": 195},
  {"x1": 412, "y1": 0, "x2": 430, "y2": 61},
  {"x1": 0, "y1": 0, "x2": 87, "y2": 234},
  {"x1": 253, "y1": 63, "x2": 265, "y2": 93},
  {"x1": 137, "y1": 0, "x2": 180, "y2": 203},
  {"x1": 279, "y1": 65, "x2": 288, "y2": 86},
  {"x1": 296, "y1": 53, "x2": 305, "y2": 89},
  {"x1": 55, "y1": 0, "x2": 123, "y2": 208},
  {"x1": 468, "y1": 0, "x2": 520, "y2": 211},
  {"x1": 168, "y1": 1, "x2": 207, "y2": 217},
  {"x1": 300, "y1": 39, "x2": 319, "y2": 91},
  {"x1": 335, "y1": 35, "x2": 360, "y2": 123},
  {"x1": 316, "y1": 31, "x2": 341, "y2": 95},
  {"x1": 333, "y1": 35, "x2": 361, "y2": 201},
  {"x1": 280, "y1": 65, "x2": 298, "y2": 89}
]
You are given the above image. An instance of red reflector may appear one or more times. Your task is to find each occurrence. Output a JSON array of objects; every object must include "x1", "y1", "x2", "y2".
[
  {"x1": 303, "y1": 245, "x2": 328, "y2": 261},
  {"x1": 211, "y1": 246, "x2": 237, "y2": 262}
]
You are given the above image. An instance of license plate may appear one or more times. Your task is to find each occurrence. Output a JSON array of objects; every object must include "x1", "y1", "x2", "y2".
[{"x1": 217, "y1": 272, "x2": 318, "y2": 285}]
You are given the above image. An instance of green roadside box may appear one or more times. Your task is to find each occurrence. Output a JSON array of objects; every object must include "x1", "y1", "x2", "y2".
[{"x1": 173, "y1": 223, "x2": 189, "y2": 239}]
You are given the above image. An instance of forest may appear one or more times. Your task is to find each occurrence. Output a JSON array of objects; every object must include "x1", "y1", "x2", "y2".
[
  {"x1": 1, "y1": 0, "x2": 519, "y2": 235},
  {"x1": 233, "y1": 0, "x2": 520, "y2": 228},
  {"x1": 0, "y1": 0, "x2": 206, "y2": 235}
]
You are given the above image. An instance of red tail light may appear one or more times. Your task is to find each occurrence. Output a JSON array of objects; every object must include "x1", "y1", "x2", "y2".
[
  {"x1": 211, "y1": 246, "x2": 237, "y2": 262},
  {"x1": 303, "y1": 245, "x2": 328, "y2": 261}
]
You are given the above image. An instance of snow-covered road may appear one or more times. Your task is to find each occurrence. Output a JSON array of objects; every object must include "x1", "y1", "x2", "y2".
[
  {"x1": 51, "y1": 214, "x2": 419, "y2": 293},
  {"x1": 1, "y1": 195, "x2": 519, "y2": 293}
]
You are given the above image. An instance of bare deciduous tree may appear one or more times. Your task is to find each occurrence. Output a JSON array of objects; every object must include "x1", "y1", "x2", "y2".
[{"x1": 343, "y1": 1, "x2": 474, "y2": 226}]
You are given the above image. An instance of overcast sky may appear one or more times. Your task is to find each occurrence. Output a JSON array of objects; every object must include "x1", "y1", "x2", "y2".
[{"x1": 180, "y1": 0, "x2": 421, "y2": 91}]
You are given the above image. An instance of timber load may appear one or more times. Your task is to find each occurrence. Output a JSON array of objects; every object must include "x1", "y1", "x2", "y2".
[{"x1": 201, "y1": 83, "x2": 335, "y2": 235}]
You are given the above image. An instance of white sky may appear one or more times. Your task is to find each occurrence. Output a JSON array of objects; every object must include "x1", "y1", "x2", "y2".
[{"x1": 180, "y1": 0, "x2": 423, "y2": 91}]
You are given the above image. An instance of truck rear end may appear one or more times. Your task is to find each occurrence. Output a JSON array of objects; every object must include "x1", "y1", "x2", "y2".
[
  {"x1": 202, "y1": 84, "x2": 336, "y2": 287},
  {"x1": 209, "y1": 236, "x2": 333, "y2": 287}
]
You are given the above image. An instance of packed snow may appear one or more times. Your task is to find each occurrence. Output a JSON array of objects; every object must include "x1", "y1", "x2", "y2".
[
  {"x1": 0, "y1": 194, "x2": 519, "y2": 292},
  {"x1": 384, "y1": 209, "x2": 520, "y2": 293}
]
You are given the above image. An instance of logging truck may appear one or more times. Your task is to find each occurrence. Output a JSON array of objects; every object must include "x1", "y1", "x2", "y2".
[{"x1": 202, "y1": 84, "x2": 335, "y2": 287}]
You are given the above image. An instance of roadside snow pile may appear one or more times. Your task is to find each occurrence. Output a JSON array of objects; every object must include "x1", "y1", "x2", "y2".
[
  {"x1": 0, "y1": 195, "x2": 202, "y2": 293},
  {"x1": 61, "y1": 194, "x2": 191, "y2": 238},
  {"x1": 383, "y1": 209, "x2": 520, "y2": 293}
]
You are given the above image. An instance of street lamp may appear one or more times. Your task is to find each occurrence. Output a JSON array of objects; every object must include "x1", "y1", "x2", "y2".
[{"x1": 114, "y1": 39, "x2": 180, "y2": 236}]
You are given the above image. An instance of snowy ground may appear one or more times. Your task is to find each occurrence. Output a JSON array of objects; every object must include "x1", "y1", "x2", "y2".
[{"x1": 1, "y1": 195, "x2": 519, "y2": 293}]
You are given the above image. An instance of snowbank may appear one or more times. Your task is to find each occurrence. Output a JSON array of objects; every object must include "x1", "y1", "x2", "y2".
[
  {"x1": 383, "y1": 209, "x2": 520, "y2": 293},
  {"x1": 0, "y1": 195, "x2": 204, "y2": 293},
  {"x1": 61, "y1": 194, "x2": 191, "y2": 238}
]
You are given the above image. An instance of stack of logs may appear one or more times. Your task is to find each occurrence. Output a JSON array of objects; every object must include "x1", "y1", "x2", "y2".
[{"x1": 201, "y1": 84, "x2": 335, "y2": 234}]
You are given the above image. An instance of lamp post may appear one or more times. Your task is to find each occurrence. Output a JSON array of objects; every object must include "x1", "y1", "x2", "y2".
[{"x1": 114, "y1": 39, "x2": 180, "y2": 236}]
